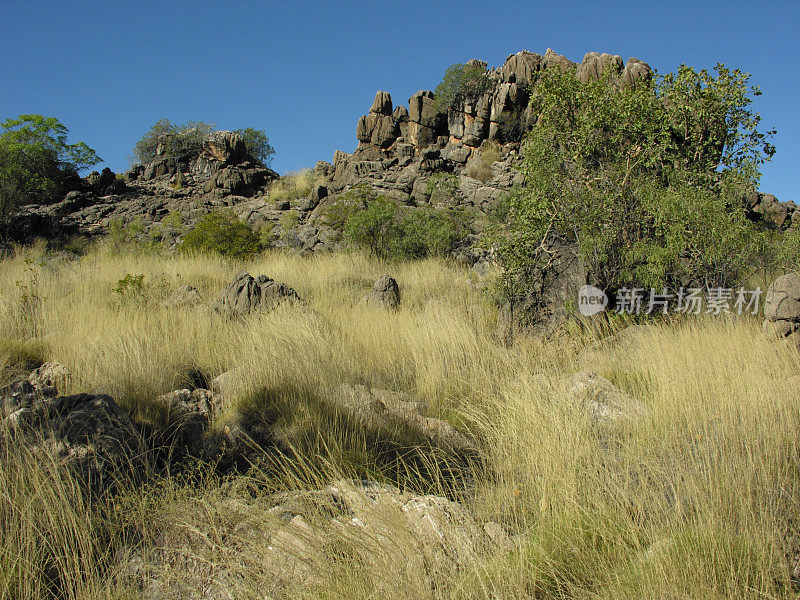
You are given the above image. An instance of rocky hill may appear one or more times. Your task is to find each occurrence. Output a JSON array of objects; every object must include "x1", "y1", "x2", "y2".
[{"x1": 6, "y1": 48, "x2": 796, "y2": 250}]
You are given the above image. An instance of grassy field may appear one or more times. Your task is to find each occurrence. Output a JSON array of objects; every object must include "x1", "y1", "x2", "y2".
[{"x1": 1, "y1": 242, "x2": 799, "y2": 599}]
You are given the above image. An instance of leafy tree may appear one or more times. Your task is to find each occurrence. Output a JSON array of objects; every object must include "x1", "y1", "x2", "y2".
[
  {"x1": 343, "y1": 190, "x2": 398, "y2": 259},
  {"x1": 492, "y1": 63, "x2": 776, "y2": 311},
  {"x1": 0, "y1": 115, "x2": 100, "y2": 232},
  {"x1": 434, "y1": 62, "x2": 490, "y2": 112},
  {"x1": 179, "y1": 210, "x2": 261, "y2": 259},
  {"x1": 338, "y1": 185, "x2": 472, "y2": 259},
  {"x1": 131, "y1": 119, "x2": 215, "y2": 165},
  {"x1": 234, "y1": 127, "x2": 275, "y2": 167}
]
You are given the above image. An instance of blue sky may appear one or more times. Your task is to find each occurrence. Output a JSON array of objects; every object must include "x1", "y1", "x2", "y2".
[{"x1": 1, "y1": 0, "x2": 797, "y2": 201}]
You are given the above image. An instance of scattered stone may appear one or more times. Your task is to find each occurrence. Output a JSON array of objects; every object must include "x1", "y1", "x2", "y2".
[
  {"x1": 212, "y1": 271, "x2": 302, "y2": 319},
  {"x1": 565, "y1": 371, "x2": 646, "y2": 423},
  {"x1": 365, "y1": 274, "x2": 400, "y2": 309},
  {"x1": 162, "y1": 285, "x2": 203, "y2": 309}
]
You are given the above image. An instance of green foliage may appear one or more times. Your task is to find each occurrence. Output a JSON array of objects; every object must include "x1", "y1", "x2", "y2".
[
  {"x1": 179, "y1": 210, "x2": 261, "y2": 259},
  {"x1": 434, "y1": 62, "x2": 490, "y2": 112},
  {"x1": 338, "y1": 185, "x2": 472, "y2": 259},
  {"x1": 343, "y1": 191, "x2": 398, "y2": 259},
  {"x1": 425, "y1": 172, "x2": 460, "y2": 205},
  {"x1": 234, "y1": 127, "x2": 275, "y2": 167},
  {"x1": 0, "y1": 115, "x2": 101, "y2": 231},
  {"x1": 114, "y1": 273, "x2": 145, "y2": 304},
  {"x1": 392, "y1": 206, "x2": 472, "y2": 259},
  {"x1": 131, "y1": 119, "x2": 215, "y2": 165},
  {"x1": 492, "y1": 63, "x2": 776, "y2": 301}
]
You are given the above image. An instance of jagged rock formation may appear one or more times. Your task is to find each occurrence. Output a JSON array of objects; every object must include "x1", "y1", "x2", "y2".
[
  {"x1": 212, "y1": 271, "x2": 302, "y2": 319},
  {"x1": 6, "y1": 48, "x2": 794, "y2": 252}
]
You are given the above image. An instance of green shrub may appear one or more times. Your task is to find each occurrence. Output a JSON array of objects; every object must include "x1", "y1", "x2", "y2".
[
  {"x1": 339, "y1": 185, "x2": 472, "y2": 259},
  {"x1": 492, "y1": 62, "x2": 777, "y2": 310},
  {"x1": 434, "y1": 62, "x2": 490, "y2": 112},
  {"x1": 114, "y1": 273, "x2": 145, "y2": 305},
  {"x1": 343, "y1": 193, "x2": 398, "y2": 259},
  {"x1": 233, "y1": 127, "x2": 274, "y2": 167},
  {"x1": 392, "y1": 206, "x2": 472, "y2": 258},
  {"x1": 131, "y1": 119, "x2": 215, "y2": 165},
  {"x1": 179, "y1": 211, "x2": 261, "y2": 259}
]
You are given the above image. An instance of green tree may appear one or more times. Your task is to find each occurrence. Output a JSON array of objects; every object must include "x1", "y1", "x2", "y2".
[
  {"x1": 180, "y1": 210, "x2": 261, "y2": 259},
  {"x1": 492, "y1": 63, "x2": 775, "y2": 310},
  {"x1": 0, "y1": 115, "x2": 101, "y2": 232},
  {"x1": 131, "y1": 119, "x2": 215, "y2": 165},
  {"x1": 343, "y1": 190, "x2": 398, "y2": 259},
  {"x1": 234, "y1": 127, "x2": 275, "y2": 167},
  {"x1": 434, "y1": 62, "x2": 490, "y2": 112}
]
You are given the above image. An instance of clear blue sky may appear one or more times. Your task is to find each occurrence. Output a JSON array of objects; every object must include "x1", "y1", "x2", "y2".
[{"x1": 1, "y1": 0, "x2": 797, "y2": 201}]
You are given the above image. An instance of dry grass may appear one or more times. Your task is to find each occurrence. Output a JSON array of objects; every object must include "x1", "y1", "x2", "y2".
[{"x1": 1, "y1": 243, "x2": 800, "y2": 598}]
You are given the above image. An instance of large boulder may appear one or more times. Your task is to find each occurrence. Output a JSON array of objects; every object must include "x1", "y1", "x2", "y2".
[
  {"x1": 763, "y1": 273, "x2": 800, "y2": 346},
  {"x1": 576, "y1": 52, "x2": 624, "y2": 83},
  {"x1": 212, "y1": 271, "x2": 302, "y2": 319},
  {"x1": 0, "y1": 388, "x2": 142, "y2": 497},
  {"x1": 199, "y1": 130, "x2": 247, "y2": 165},
  {"x1": 365, "y1": 274, "x2": 400, "y2": 309}
]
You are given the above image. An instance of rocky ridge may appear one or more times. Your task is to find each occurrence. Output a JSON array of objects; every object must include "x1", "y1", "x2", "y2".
[{"x1": 7, "y1": 49, "x2": 796, "y2": 254}]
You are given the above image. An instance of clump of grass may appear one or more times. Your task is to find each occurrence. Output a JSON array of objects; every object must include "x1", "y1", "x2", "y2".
[
  {"x1": 269, "y1": 168, "x2": 325, "y2": 205},
  {"x1": 466, "y1": 141, "x2": 500, "y2": 183}
]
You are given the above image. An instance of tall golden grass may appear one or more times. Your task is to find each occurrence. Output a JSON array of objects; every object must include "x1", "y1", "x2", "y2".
[{"x1": 1, "y1": 242, "x2": 799, "y2": 598}]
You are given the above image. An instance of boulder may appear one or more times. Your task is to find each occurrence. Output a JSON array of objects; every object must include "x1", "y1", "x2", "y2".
[
  {"x1": 157, "y1": 388, "x2": 221, "y2": 454},
  {"x1": 28, "y1": 361, "x2": 70, "y2": 397},
  {"x1": 621, "y1": 57, "x2": 653, "y2": 89},
  {"x1": 122, "y1": 479, "x2": 512, "y2": 598},
  {"x1": 335, "y1": 384, "x2": 477, "y2": 454},
  {"x1": 576, "y1": 52, "x2": 624, "y2": 83},
  {"x1": 212, "y1": 271, "x2": 302, "y2": 319},
  {"x1": 501, "y1": 50, "x2": 543, "y2": 84},
  {"x1": 162, "y1": 285, "x2": 203, "y2": 309},
  {"x1": 369, "y1": 90, "x2": 393, "y2": 115},
  {"x1": 0, "y1": 390, "x2": 142, "y2": 497},
  {"x1": 763, "y1": 273, "x2": 800, "y2": 348},
  {"x1": 365, "y1": 274, "x2": 400, "y2": 309},
  {"x1": 565, "y1": 371, "x2": 646, "y2": 423},
  {"x1": 764, "y1": 273, "x2": 800, "y2": 322},
  {"x1": 199, "y1": 130, "x2": 247, "y2": 165}
]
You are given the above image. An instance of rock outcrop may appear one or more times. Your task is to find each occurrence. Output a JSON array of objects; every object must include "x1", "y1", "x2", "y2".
[
  {"x1": 123, "y1": 479, "x2": 512, "y2": 598},
  {"x1": 763, "y1": 273, "x2": 800, "y2": 346},
  {"x1": 212, "y1": 271, "x2": 302, "y2": 318}
]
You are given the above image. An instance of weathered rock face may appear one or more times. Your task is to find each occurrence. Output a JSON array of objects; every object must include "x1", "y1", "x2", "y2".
[
  {"x1": 212, "y1": 271, "x2": 302, "y2": 319},
  {"x1": 763, "y1": 273, "x2": 800, "y2": 346},
  {"x1": 746, "y1": 191, "x2": 797, "y2": 230},
  {"x1": 0, "y1": 385, "x2": 142, "y2": 497},
  {"x1": 365, "y1": 274, "x2": 400, "y2": 309},
  {"x1": 123, "y1": 479, "x2": 512, "y2": 599}
]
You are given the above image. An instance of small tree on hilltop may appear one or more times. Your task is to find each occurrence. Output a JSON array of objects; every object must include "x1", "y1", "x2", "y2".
[
  {"x1": 434, "y1": 62, "x2": 490, "y2": 112},
  {"x1": 234, "y1": 127, "x2": 275, "y2": 167},
  {"x1": 0, "y1": 114, "x2": 101, "y2": 236}
]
